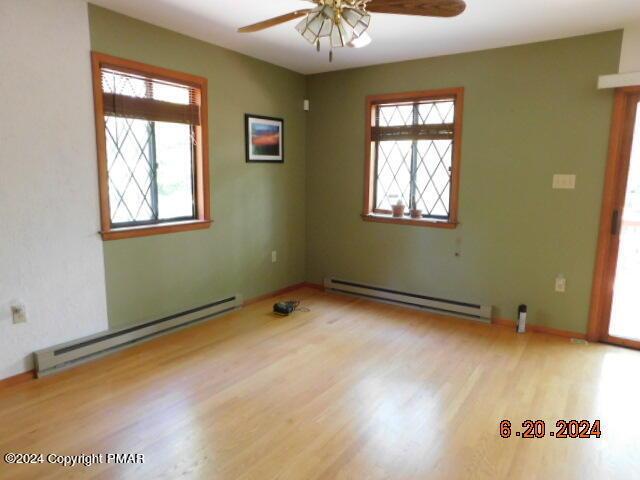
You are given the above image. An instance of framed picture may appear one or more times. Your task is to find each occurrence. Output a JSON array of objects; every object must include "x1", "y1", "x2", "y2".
[{"x1": 245, "y1": 114, "x2": 284, "y2": 163}]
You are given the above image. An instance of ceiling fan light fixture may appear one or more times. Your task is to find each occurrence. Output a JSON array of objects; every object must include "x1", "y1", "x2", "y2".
[
  {"x1": 239, "y1": 0, "x2": 467, "y2": 61},
  {"x1": 295, "y1": 17, "x2": 310, "y2": 38},
  {"x1": 353, "y1": 22, "x2": 368, "y2": 38},
  {"x1": 342, "y1": 7, "x2": 369, "y2": 30},
  {"x1": 342, "y1": 7, "x2": 371, "y2": 38},
  {"x1": 295, "y1": 5, "x2": 336, "y2": 45},
  {"x1": 319, "y1": 18, "x2": 333, "y2": 37},
  {"x1": 347, "y1": 31, "x2": 371, "y2": 48},
  {"x1": 330, "y1": 21, "x2": 349, "y2": 48},
  {"x1": 307, "y1": 14, "x2": 326, "y2": 36},
  {"x1": 294, "y1": 2, "x2": 374, "y2": 51},
  {"x1": 303, "y1": 28, "x2": 320, "y2": 44},
  {"x1": 353, "y1": 14, "x2": 370, "y2": 37},
  {"x1": 296, "y1": 18, "x2": 321, "y2": 44},
  {"x1": 341, "y1": 7, "x2": 361, "y2": 26}
]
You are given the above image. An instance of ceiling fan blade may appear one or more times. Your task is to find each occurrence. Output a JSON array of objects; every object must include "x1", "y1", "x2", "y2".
[
  {"x1": 366, "y1": 0, "x2": 466, "y2": 17},
  {"x1": 238, "y1": 10, "x2": 312, "y2": 33}
]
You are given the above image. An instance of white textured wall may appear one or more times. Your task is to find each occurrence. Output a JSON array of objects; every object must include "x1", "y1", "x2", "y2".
[
  {"x1": 0, "y1": 0, "x2": 109, "y2": 379},
  {"x1": 619, "y1": 23, "x2": 640, "y2": 73}
]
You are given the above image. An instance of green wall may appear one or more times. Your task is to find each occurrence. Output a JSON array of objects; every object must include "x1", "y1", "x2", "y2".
[
  {"x1": 90, "y1": 4, "x2": 622, "y2": 334},
  {"x1": 89, "y1": 6, "x2": 307, "y2": 328},
  {"x1": 305, "y1": 31, "x2": 622, "y2": 333}
]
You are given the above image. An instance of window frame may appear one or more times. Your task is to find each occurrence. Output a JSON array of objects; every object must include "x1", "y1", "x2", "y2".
[
  {"x1": 91, "y1": 52, "x2": 211, "y2": 240},
  {"x1": 362, "y1": 87, "x2": 464, "y2": 229}
]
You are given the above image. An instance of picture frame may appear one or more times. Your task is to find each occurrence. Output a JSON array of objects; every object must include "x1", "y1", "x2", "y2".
[{"x1": 245, "y1": 114, "x2": 284, "y2": 163}]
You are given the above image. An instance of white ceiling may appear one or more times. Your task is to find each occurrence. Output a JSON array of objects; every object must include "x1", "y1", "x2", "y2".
[{"x1": 90, "y1": 0, "x2": 640, "y2": 74}]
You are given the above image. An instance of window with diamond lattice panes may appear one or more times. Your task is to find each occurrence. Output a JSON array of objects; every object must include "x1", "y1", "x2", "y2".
[
  {"x1": 92, "y1": 53, "x2": 210, "y2": 240},
  {"x1": 363, "y1": 89, "x2": 463, "y2": 227}
]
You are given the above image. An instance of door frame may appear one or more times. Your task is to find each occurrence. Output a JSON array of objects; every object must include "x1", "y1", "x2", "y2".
[{"x1": 588, "y1": 86, "x2": 640, "y2": 347}]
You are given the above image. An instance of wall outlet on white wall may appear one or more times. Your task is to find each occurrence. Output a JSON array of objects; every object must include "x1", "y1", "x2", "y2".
[
  {"x1": 271, "y1": 250, "x2": 277, "y2": 263},
  {"x1": 555, "y1": 275, "x2": 566, "y2": 293},
  {"x1": 11, "y1": 303, "x2": 27, "y2": 324}
]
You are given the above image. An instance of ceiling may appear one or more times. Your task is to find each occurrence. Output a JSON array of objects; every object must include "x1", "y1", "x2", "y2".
[{"x1": 90, "y1": 0, "x2": 640, "y2": 75}]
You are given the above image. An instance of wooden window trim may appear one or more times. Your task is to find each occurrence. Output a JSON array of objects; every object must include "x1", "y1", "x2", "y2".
[
  {"x1": 360, "y1": 213, "x2": 457, "y2": 229},
  {"x1": 91, "y1": 52, "x2": 211, "y2": 241},
  {"x1": 362, "y1": 87, "x2": 464, "y2": 228}
]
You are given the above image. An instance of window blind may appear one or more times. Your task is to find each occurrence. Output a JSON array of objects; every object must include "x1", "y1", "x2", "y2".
[
  {"x1": 372, "y1": 99, "x2": 455, "y2": 141},
  {"x1": 371, "y1": 124, "x2": 455, "y2": 141},
  {"x1": 100, "y1": 67, "x2": 200, "y2": 125}
]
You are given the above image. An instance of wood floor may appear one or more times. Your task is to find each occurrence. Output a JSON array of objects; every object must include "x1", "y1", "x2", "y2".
[{"x1": 2, "y1": 287, "x2": 640, "y2": 479}]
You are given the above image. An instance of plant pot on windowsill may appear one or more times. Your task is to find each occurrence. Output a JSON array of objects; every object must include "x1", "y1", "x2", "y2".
[
  {"x1": 392, "y1": 203, "x2": 405, "y2": 218},
  {"x1": 410, "y1": 209, "x2": 423, "y2": 219}
]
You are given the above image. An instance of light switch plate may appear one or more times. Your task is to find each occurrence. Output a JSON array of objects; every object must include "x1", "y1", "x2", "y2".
[
  {"x1": 11, "y1": 304, "x2": 27, "y2": 324},
  {"x1": 552, "y1": 174, "x2": 576, "y2": 189}
]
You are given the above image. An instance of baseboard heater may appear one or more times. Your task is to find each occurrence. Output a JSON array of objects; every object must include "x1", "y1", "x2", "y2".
[
  {"x1": 34, "y1": 294, "x2": 243, "y2": 377},
  {"x1": 324, "y1": 278, "x2": 492, "y2": 323}
]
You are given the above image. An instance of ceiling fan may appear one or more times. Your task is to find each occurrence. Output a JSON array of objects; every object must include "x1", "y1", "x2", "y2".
[{"x1": 238, "y1": 0, "x2": 466, "y2": 61}]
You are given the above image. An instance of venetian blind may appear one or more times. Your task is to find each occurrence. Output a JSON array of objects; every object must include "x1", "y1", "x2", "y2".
[
  {"x1": 372, "y1": 98, "x2": 455, "y2": 142},
  {"x1": 101, "y1": 67, "x2": 200, "y2": 125}
]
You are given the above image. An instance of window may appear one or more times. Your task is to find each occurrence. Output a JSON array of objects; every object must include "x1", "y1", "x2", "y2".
[
  {"x1": 362, "y1": 88, "x2": 463, "y2": 228},
  {"x1": 91, "y1": 52, "x2": 210, "y2": 240}
]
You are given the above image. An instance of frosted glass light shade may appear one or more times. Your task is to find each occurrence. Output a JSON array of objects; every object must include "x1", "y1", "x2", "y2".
[
  {"x1": 296, "y1": 5, "x2": 336, "y2": 45},
  {"x1": 307, "y1": 14, "x2": 324, "y2": 36},
  {"x1": 353, "y1": 15, "x2": 370, "y2": 37},
  {"x1": 330, "y1": 21, "x2": 349, "y2": 48},
  {"x1": 296, "y1": 4, "x2": 372, "y2": 50},
  {"x1": 348, "y1": 31, "x2": 371, "y2": 48}
]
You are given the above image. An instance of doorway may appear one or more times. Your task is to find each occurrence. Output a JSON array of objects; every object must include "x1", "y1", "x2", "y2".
[{"x1": 589, "y1": 87, "x2": 640, "y2": 348}]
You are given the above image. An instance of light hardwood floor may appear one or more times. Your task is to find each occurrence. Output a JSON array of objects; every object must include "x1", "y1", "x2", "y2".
[{"x1": 1, "y1": 286, "x2": 640, "y2": 479}]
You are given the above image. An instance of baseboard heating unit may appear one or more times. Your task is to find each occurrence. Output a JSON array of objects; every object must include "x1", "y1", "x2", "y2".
[
  {"x1": 34, "y1": 294, "x2": 243, "y2": 377},
  {"x1": 324, "y1": 278, "x2": 492, "y2": 323}
]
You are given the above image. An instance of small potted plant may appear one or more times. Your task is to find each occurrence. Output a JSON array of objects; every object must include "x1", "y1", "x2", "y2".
[{"x1": 392, "y1": 199, "x2": 405, "y2": 218}]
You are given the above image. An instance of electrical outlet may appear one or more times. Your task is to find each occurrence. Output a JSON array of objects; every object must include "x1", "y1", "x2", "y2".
[
  {"x1": 555, "y1": 275, "x2": 566, "y2": 293},
  {"x1": 271, "y1": 250, "x2": 277, "y2": 263},
  {"x1": 11, "y1": 304, "x2": 27, "y2": 324}
]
